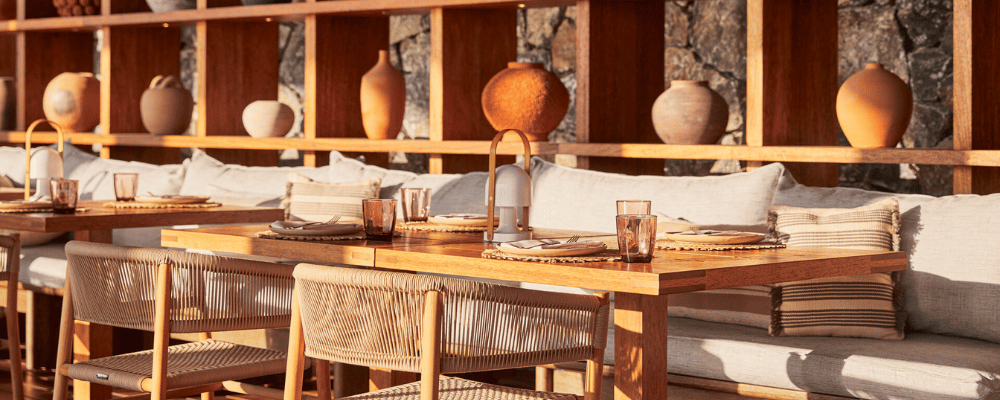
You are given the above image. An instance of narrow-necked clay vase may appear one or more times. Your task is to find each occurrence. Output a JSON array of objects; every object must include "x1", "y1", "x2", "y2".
[
  {"x1": 0, "y1": 77, "x2": 13, "y2": 131},
  {"x1": 360, "y1": 50, "x2": 405, "y2": 140},
  {"x1": 481, "y1": 62, "x2": 569, "y2": 142},
  {"x1": 145, "y1": 0, "x2": 196, "y2": 12},
  {"x1": 837, "y1": 63, "x2": 913, "y2": 148},
  {"x1": 42, "y1": 72, "x2": 100, "y2": 133},
  {"x1": 140, "y1": 75, "x2": 193, "y2": 135},
  {"x1": 651, "y1": 80, "x2": 729, "y2": 145},
  {"x1": 242, "y1": 101, "x2": 294, "y2": 138},
  {"x1": 53, "y1": 0, "x2": 101, "y2": 16}
]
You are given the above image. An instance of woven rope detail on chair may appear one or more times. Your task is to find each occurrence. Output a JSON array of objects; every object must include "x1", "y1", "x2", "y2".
[
  {"x1": 342, "y1": 376, "x2": 575, "y2": 400},
  {"x1": 65, "y1": 340, "x2": 288, "y2": 392},
  {"x1": 294, "y1": 264, "x2": 609, "y2": 375},
  {"x1": 0, "y1": 235, "x2": 13, "y2": 282},
  {"x1": 65, "y1": 241, "x2": 295, "y2": 333}
]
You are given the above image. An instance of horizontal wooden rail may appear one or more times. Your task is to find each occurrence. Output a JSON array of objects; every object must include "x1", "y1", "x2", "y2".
[
  {"x1": 4, "y1": 131, "x2": 1000, "y2": 167},
  {"x1": 0, "y1": 0, "x2": 572, "y2": 32}
]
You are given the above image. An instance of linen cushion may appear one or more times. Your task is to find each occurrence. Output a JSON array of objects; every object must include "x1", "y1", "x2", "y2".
[
  {"x1": 768, "y1": 198, "x2": 904, "y2": 340},
  {"x1": 283, "y1": 173, "x2": 381, "y2": 222},
  {"x1": 326, "y1": 151, "x2": 417, "y2": 199},
  {"x1": 668, "y1": 317, "x2": 1000, "y2": 400},
  {"x1": 529, "y1": 159, "x2": 786, "y2": 233},
  {"x1": 62, "y1": 145, "x2": 186, "y2": 200},
  {"x1": 179, "y1": 149, "x2": 330, "y2": 198}
]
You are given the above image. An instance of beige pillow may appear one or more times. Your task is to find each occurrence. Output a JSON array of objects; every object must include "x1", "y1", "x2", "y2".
[
  {"x1": 0, "y1": 175, "x2": 13, "y2": 188},
  {"x1": 283, "y1": 173, "x2": 382, "y2": 223},
  {"x1": 768, "y1": 198, "x2": 904, "y2": 340}
]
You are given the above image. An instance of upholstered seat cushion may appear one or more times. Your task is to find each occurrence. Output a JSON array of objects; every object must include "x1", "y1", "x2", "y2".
[{"x1": 667, "y1": 317, "x2": 1000, "y2": 400}]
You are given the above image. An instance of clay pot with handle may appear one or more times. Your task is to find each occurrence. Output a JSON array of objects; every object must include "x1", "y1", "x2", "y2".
[
  {"x1": 836, "y1": 63, "x2": 913, "y2": 148},
  {"x1": 42, "y1": 72, "x2": 100, "y2": 133},
  {"x1": 140, "y1": 75, "x2": 194, "y2": 136}
]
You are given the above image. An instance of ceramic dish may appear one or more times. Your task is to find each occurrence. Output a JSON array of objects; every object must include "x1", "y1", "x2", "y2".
[
  {"x1": 0, "y1": 200, "x2": 52, "y2": 211},
  {"x1": 134, "y1": 195, "x2": 211, "y2": 204},
  {"x1": 497, "y1": 241, "x2": 607, "y2": 257},
  {"x1": 661, "y1": 231, "x2": 766, "y2": 245},
  {"x1": 428, "y1": 214, "x2": 498, "y2": 227},
  {"x1": 269, "y1": 221, "x2": 363, "y2": 236}
]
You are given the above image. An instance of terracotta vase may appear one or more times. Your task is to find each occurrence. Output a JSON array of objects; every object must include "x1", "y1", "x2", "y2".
[
  {"x1": 53, "y1": 0, "x2": 101, "y2": 16},
  {"x1": 836, "y1": 63, "x2": 913, "y2": 148},
  {"x1": 0, "y1": 77, "x2": 13, "y2": 131},
  {"x1": 481, "y1": 62, "x2": 569, "y2": 142},
  {"x1": 145, "y1": 0, "x2": 195, "y2": 12},
  {"x1": 140, "y1": 75, "x2": 193, "y2": 135},
  {"x1": 651, "y1": 80, "x2": 729, "y2": 145},
  {"x1": 42, "y1": 72, "x2": 100, "y2": 133},
  {"x1": 360, "y1": 50, "x2": 405, "y2": 140},
  {"x1": 242, "y1": 101, "x2": 294, "y2": 138}
]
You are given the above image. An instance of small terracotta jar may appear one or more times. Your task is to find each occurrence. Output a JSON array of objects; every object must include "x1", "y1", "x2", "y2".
[
  {"x1": 651, "y1": 80, "x2": 729, "y2": 145},
  {"x1": 360, "y1": 50, "x2": 406, "y2": 140},
  {"x1": 836, "y1": 63, "x2": 913, "y2": 149},
  {"x1": 481, "y1": 62, "x2": 569, "y2": 142},
  {"x1": 242, "y1": 101, "x2": 294, "y2": 138},
  {"x1": 140, "y1": 75, "x2": 193, "y2": 135},
  {"x1": 42, "y1": 72, "x2": 100, "y2": 133}
]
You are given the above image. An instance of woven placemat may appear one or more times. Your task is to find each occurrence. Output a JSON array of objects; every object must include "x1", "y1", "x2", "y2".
[
  {"x1": 0, "y1": 207, "x2": 53, "y2": 213},
  {"x1": 482, "y1": 249, "x2": 621, "y2": 263},
  {"x1": 398, "y1": 221, "x2": 487, "y2": 232},
  {"x1": 103, "y1": 201, "x2": 222, "y2": 209},
  {"x1": 656, "y1": 239, "x2": 786, "y2": 251},
  {"x1": 256, "y1": 231, "x2": 367, "y2": 241}
]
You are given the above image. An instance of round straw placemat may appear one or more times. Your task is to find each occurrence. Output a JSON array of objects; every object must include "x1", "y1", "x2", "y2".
[
  {"x1": 0, "y1": 207, "x2": 53, "y2": 213},
  {"x1": 398, "y1": 221, "x2": 487, "y2": 232},
  {"x1": 256, "y1": 231, "x2": 367, "y2": 241},
  {"x1": 103, "y1": 201, "x2": 222, "y2": 209},
  {"x1": 656, "y1": 239, "x2": 785, "y2": 251},
  {"x1": 482, "y1": 249, "x2": 621, "y2": 263}
]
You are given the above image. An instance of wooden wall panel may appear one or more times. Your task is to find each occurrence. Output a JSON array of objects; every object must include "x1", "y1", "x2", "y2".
[
  {"x1": 19, "y1": 0, "x2": 57, "y2": 19},
  {"x1": 953, "y1": 0, "x2": 1000, "y2": 195},
  {"x1": 104, "y1": 0, "x2": 151, "y2": 14},
  {"x1": 747, "y1": 0, "x2": 839, "y2": 187},
  {"x1": 307, "y1": 15, "x2": 390, "y2": 168},
  {"x1": 101, "y1": 26, "x2": 183, "y2": 164},
  {"x1": 576, "y1": 0, "x2": 663, "y2": 177},
  {"x1": 18, "y1": 32, "x2": 93, "y2": 131},
  {"x1": 197, "y1": 20, "x2": 280, "y2": 166},
  {"x1": 430, "y1": 8, "x2": 516, "y2": 174}
]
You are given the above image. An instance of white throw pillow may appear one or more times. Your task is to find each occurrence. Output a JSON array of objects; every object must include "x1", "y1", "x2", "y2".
[
  {"x1": 62, "y1": 145, "x2": 186, "y2": 200},
  {"x1": 179, "y1": 149, "x2": 330, "y2": 198}
]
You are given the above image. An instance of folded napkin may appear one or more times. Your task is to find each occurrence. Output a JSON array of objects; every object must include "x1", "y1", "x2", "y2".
[
  {"x1": 270, "y1": 218, "x2": 343, "y2": 231},
  {"x1": 502, "y1": 239, "x2": 605, "y2": 250},
  {"x1": 435, "y1": 213, "x2": 488, "y2": 220},
  {"x1": 671, "y1": 229, "x2": 746, "y2": 237}
]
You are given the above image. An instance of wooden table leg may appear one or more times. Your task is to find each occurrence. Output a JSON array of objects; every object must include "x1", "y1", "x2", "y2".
[
  {"x1": 73, "y1": 230, "x2": 114, "y2": 400},
  {"x1": 614, "y1": 292, "x2": 670, "y2": 400},
  {"x1": 334, "y1": 363, "x2": 369, "y2": 398}
]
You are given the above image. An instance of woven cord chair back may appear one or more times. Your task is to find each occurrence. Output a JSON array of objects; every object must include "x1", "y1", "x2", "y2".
[
  {"x1": 293, "y1": 263, "x2": 610, "y2": 374},
  {"x1": 64, "y1": 241, "x2": 294, "y2": 333}
]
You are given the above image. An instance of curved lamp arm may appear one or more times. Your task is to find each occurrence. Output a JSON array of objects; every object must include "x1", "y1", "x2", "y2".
[
  {"x1": 24, "y1": 120, "x2": 65, "y2": 201},
  {"x1": 486, "y1": 129, "x2": 531, "y2": 242}
]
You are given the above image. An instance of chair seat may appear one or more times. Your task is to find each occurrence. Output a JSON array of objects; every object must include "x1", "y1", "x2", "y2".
[
  {"x1": 344, "y1": 376, "x2": 575, "y2": 400},
  {"x1": 65, "y1": 340, "x2": 287, "y2": 392}
]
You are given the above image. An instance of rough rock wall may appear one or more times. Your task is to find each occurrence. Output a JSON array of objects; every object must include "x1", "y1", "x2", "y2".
[{"x1": 177, "y1": 0, "x2": 954, "y2": 194}]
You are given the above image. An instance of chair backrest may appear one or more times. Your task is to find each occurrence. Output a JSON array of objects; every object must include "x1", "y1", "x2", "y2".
[
  {"x1": 64, "y1": 241, "x2": 295, "y2": 334},
  {"x1": 0, "y1": 233, "x2": 17, "y2": 282},
  {"x1": 293, "y1": 263, "x2": 610, "y2": 374}
]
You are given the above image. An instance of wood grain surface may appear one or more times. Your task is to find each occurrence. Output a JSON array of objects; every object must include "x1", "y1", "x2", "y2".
[{"x1": 0, "y1": 201, "x2": 282, "y2": 232}]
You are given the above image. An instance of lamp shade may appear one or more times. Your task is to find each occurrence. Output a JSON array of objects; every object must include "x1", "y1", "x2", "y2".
[
  {"x1": 28, "y1": 146, "x2": 63, "y2": 199},
  {"x1": 487, "y1": 164, "x2": 531, "y2": 207}
]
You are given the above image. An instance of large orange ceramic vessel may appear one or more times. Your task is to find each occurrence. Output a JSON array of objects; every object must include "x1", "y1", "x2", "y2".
[
  {"x1": 360, "y1": 50, "x2": 406, "y2": 140},
  {"x1": 836, "y1": 63, "x2": 913, "y2": 148},
  {"x1": 43, "y1": 72, "x2": 100, "y2": 133},
  {"x1": 481, "y1": 62, "x2": 569, "y2": 142}
]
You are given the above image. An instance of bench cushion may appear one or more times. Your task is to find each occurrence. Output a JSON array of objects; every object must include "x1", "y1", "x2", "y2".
[
  {"x1": 63, "y1": 145, "x2": 185, "y2": 200},
  {"x1": 668, "y1": 317, "x2": 1000, "y2": 400}
]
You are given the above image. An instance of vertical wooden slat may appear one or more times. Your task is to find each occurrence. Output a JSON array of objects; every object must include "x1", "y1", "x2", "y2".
[
  {"x1": 18, "y1": 32, "x2": 93, "y2": 131},
  {"x1": 198, "y1": 20, "x2": 280, "y2": 166},
  {"x1": 431, "y1": 7, "x2": 516, "y2": 174},
  {"x1": 614, "y1": 293, "x2": 669, "y2": 400},
  {"x1": 101, "y1": 26, "x2": 183, "y2": 164},
  {"x1": 308, "y1": 15, "x2": 390, "y2": 168},
  {"x1": 747, "y1": 0, "x2": 839, "y2": 187},
  {"x1": 576, "y1": 0, "x2": 663, "y2": 176},
  {"x1": 953, "y1": 0, "x2": 1000, "y2": 195}
]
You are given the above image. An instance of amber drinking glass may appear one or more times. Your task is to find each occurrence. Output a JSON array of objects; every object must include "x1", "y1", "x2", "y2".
[
  {"x1": 49, "y1": 179, "x2": 78, "y2": 214},
  {"x1": 363, "y1": 199, "x2": 398, "y2": 242},
  {"x1": 616, "y1": 214, "x2": 657, "y2": 263}
]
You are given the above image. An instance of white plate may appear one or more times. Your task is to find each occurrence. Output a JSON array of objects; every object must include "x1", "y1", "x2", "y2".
[
  {"x1": 661, "y1": 231, "x2": 766, "y2": 245},
  {"x1": 429, "y1": 214, "x2": 498, "y2": 227},
  {"x1": 269, "y1": 221, "x2": 363, "y2": 236},
  {"x1": 497, "y1": 241, "x2": 607, "y2": 257},
  {"x1": 0, "y1": 201, "x2": 52, "y2": 211},
  {"x1": 134, "y1": 195, "x2": 211, "y2": 205}
]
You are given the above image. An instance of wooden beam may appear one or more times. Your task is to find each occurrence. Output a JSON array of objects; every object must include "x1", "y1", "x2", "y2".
[{"x1": 953, "y1": 0, "x2": 1000, "y2": 194}]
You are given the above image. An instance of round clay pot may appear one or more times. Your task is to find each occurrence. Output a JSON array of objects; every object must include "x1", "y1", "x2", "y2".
[
  {"x1": 140, "y1": 75, "x2": 193, "y2": 135},
  {"x1": 145, "y1": 0, "x2": 195, "y2": 12},
  {"x1": 360, "y1": 50, "x2": 405, "y2": 140},
  {"x1": 0, "y1": 77, "x2": 13, "y2": 131},
  {"x1": 836, "y1": 63, "x2": 913, "y2": 148},
  {"x1": 241, "y1": 0, "x2": 291, "y2": 5},
  {"x1": 481, "y1": 62, "x2": 569, "y2": 142},
  {"x1": 42, "y1": 72, "x2": 100, "y2": 133},
  {"x1": 53, "y1": 0, "x2": 101, "y2": 16},
  {"x1": 242, "y1": 101, "x2": 294, "y2": 138},
  {"x1": 651, "y1": 80, "x2": 729, "y2": 145}
]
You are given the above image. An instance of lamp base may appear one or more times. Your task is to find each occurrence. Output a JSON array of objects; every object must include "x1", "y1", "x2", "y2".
[{"x1": 484, "y1": 230, "x2": 532, "y2": 243}]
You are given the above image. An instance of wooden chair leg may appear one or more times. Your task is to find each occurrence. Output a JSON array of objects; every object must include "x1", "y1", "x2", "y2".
[
  {"x1": 52, "y1": 276, "x2": 75, "y2": 400},
  {"x1": 584, "y1": 353, "x2": 602, "y2": 400},
  {"x1": 315, "y1": 359, "x2": 331, "y2": 400},
  {"x1": 284, "y1": 288, "x2": 307, "y2": 400}
]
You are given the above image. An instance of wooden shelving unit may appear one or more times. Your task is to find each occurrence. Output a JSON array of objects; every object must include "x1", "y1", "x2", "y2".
[{"x1": 1, "y1": 0, "x2": 997, "y2": 194}]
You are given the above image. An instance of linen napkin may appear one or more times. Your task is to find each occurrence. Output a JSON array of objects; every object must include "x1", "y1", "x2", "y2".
[
  {"x1": 502, "y1": 239, "x2": 605, "y2": 250},
  {"x1": 434, "y1": 213, "x2": 488, "y2": 220},
  {"x1": 270, "y1": 217, "x2": 342, "y2": 231}
]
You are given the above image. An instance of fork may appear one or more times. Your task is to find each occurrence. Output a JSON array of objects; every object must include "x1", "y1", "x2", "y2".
[{"x1": 565, "y1": 235, "x2": 581, "y2": 243}]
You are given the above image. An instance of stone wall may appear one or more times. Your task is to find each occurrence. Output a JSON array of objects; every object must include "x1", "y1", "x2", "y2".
[{"x1": 177, "y1": 0, "x2": 954, "y2": 195}]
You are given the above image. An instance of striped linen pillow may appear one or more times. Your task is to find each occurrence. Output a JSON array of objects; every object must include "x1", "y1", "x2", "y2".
[
  {"x1": 283, "y1": 173, "x2": 382, "y2": 223},
  {"x1": 768, "y1": 198, "x2": 904, "y2": 340}
]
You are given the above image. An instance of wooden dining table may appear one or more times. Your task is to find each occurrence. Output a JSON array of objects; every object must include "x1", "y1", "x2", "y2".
[
  {"x1": 0, "y1": 200, "x2": 284, "y2": 400},
  {"x1": 162, "y1": 224, "x2": 908, "y2": 400}
]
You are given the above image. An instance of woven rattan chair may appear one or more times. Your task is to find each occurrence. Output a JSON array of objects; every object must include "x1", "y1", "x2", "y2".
[
  {"x1": 0, "y1": 234, "x2": 25, "y2": 400},
  {"x1": 284, "y1": 263, "x2": 611, "y2": 400},
  {"x1": 53, "y1": 241, "x2": 297, "y2": 400}
]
